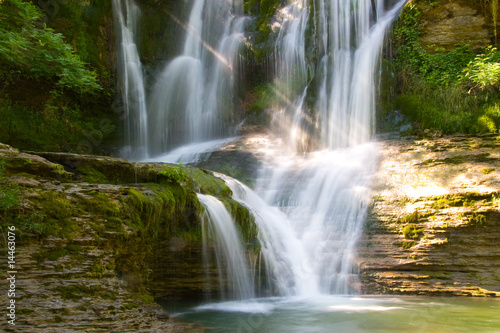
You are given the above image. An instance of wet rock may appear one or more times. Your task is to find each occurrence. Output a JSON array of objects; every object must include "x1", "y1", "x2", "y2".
[
  {"x1": 0, "y1": 143, "x2": 261, "y2": 331},
  {"x1": 383, "y1": 110, "x2": 413, "y2": 134},
  {"x1": 359, "y1": 135, "x2": 500, "y2": 296}
]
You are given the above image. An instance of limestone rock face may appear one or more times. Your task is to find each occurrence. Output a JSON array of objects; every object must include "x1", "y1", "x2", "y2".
[
  {"x1": 418, "y1": 0, "x2": 492, "y2": 51},
  {"x1": 359, "y1": 134, "x2": 500, "y2": 296},
  {"x1": 0, "y1": 144, "x2": 257, "y2": 331}
]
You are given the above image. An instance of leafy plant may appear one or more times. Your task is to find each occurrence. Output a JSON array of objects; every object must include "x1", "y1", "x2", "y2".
[
  {"x1": 0, "y1": 0, "x2": 101, "y2": 94},
  {"x1": 392, "y1": 3, "x2": 500, "y2": 134},
  {"x1": 462, "y1": 47, "x2": 500, "y2": 94}
]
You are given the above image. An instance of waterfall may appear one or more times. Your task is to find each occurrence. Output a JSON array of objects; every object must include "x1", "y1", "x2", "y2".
[
  {"x1": 272, "y1": 0, "x2": 407, "y2": 150},
  {"x1": 113, "y1": 0, "x2": 407, "y2": 299},
  {"x1": 251, "y1": 0, "x2": 407, "y2": 295},
  {"x1": 147, "y1": 0, "x2": 247, "y2": 156},
  {"x1": 198, "y1": 194, "x2": 255, "y2": 300},
  {"x1": 112, "y1": 0, "x2": 149, "y2": 160},
  {"x1": 220, "y1": 174, "x2": 318, "y2": 296}
]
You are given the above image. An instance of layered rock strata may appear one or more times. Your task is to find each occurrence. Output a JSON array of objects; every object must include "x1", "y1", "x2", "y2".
[{"x1": 359, "y1": 134, "x2": 500, "y2": 296}]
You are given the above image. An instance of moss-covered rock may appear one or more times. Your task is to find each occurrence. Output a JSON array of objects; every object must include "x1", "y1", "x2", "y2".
[{"x1": 0, "y1": 143, "x2": 258, "y2": 331}]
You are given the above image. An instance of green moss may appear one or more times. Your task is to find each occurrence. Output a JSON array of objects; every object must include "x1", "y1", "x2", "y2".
[
  {"x1": 55, "y1": 284, "x2": 102, "y2": 301},
  {"x1": 119, "y1": 183, "x2": 202, "y2": 242},
  {"x1": 398, "y1": 210, "x2": 420, "y2": 224},
  {"x1": 401, "y1": 240, "x2": 418, "y2": 249},
  {"x1": 28, "y1": 190, "x2": 78, "y2": 238},
  {"x1": 482, "y1": 168, "x2": 495, "y2": 174},
  {"x1": 47, "y1": 247, "x2": 68, "y2": 261},
  {"x1": 427, "y1": 193, "x2": 493, "y2": 210},
  {"x1": 64, "y1": 244, "x2": 81, "y2": 253},
  {"x1": 50, "y1": 308, "x2": 71, "y2": 316},
  {"x1": 402, "y1": 224, "x2": 424, "y2": 239},
  {"x1": 122, "y1": 302, "x2": 139, "y2": 310},
  {"x1": 85, "y1": 191, "x2": 121, "y2": 217},
  {"x1": 157, "y1": 164, "x2": 187, "y2": 184},
  {"x1": 134, "y1": 294, "x2": 154, "y2": 304},
  {"x1": 466, "y1": 213, "x2": 486, "y2": 226},
  {"x1": 78, "y1": 167, "x2": 108, "y2": 183},
  {"x1": 100, "y1": 291, "x2": 118, "y2": 300},
  {"x1": 431, "y1": 197, "x2": 463, "y2": 209},
  {"x1": 185, "y1": 167, "x2": 232, "y2": 197},
  {"x1": 428, "y1": 271, "x2": 452, "y2": 280},
  {"x1": 221, "y1": 197, "x2": 258, "y2": 244},
  {"x1": 419, "y1": 153, "x2": 493, "y2": 166}
]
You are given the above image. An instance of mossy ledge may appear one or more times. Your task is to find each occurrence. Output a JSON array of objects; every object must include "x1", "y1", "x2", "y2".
[{"x1": 0, "y1": 143, "x2": 256, "y2": 332}]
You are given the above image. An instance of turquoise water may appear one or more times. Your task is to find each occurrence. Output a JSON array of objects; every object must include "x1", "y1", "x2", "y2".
[{"x1": 165, "y1": 296, "x2": 500, "y2": 333}]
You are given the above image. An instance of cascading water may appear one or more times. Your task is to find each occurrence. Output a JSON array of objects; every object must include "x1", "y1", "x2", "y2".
[
  {"x1": 271, "y1": 0, "x2": 406, "y2": 150},
  {"x1": 147, "y1": 0, "x2": 246, "y2": 156},
  {"x1": 251, "y1": 0, "x2": 407, "y2": 296},
  {"x1": 113, "y1": 0, "x2": 149, "y2": 160},
  {"x1": 114, "y1": 0, "x2": 408, "y2": 301},
  {"x1": 198, "y1": 193, "x2": 255, "y2": 300}
]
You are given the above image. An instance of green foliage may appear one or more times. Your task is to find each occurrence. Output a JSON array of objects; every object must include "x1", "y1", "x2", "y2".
[
  {"x1": 157, "y1": 164, "x2": 187, "y2": 184},
  {"x1": 463, "y1": 47, "x2": 500, "y2": 94},
  {"x1": 20, "y1": 212, "x2": 48, "y2": 236},
  {"x1": 0, "y1": 0, "x2": 101, "y2": 94},
  {"x1": 392, "y1": 3, "x2": 500, "y2": 134},
  {"x1": 244, "y1": 0, "x2": 281, "y2": 18},
  {"x1": 477, "y1": 102, "x2": 500, "y2": 132},
  {"x1": 250, "y1": 83, "x2": 275, "y2": 114},
  {"x1": 394, "y1": 4, "x2": 474, "y2": 88},
  {"x1": 0, "y1": 160, "x2": 20, "y2": 211},
  {"x1": 244, "y1": 0, "x2": 281, "y2": 57},
  {"x1": 0, "y1": 98, "x2": 116, "y2": 152}
]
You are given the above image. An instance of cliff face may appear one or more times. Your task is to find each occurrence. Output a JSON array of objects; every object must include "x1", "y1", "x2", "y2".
[
  {"x1": 0, "y1": 143, "x2": 257, "y2": 331},
  {"x1": 358, "y1": 134, "x2": 500, "y2": 296},
  {"x1": 417, "y1": 0, "x2": 492, "y2": 51}
]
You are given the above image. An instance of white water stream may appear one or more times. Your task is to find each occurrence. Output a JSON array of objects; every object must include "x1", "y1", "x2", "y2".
[
  {"x1": 113, "y1": 0, "x2": 407, "y2": 300},
  {"x1": 113, "y1": 0, "x2": 149, "y2": 160},
  {"x1": 248, "y1": 0, "x2": 407, "y2": 296},
  {"x1": 198, "y1": 193, "x2": 255, "y2": 300},
  {"x1": 147, "y1": 0, "x2": 246, "y2": 156}
]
